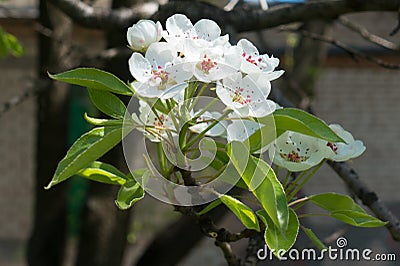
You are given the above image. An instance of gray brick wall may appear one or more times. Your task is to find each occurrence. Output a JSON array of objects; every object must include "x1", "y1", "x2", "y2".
[{"x1": 310, "y1": 68, "x2": 400, "y2": 205}]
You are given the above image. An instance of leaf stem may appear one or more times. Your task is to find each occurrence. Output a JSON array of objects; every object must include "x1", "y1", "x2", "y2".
[
  {"x1": 287, "y1": 160, "x2": 325, "y2": 201},
  {"x1": 283, "y1": 170, "x2": 291, "y2": 187}
]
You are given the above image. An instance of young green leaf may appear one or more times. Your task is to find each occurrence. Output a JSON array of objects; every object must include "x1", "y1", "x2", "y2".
[
  {"x1": 301, "y1": 226, "x2": 327, "y2": 250},
  {"x1": 77, "y1": 161, "x2": 127, "y2": 185},
  {"x1": 0, "y1": 26, "x2": 24, "y2": 58},
  {"x1": 220, "y1": 194, "x2": 260, "y2": 231},
  {"x1": 48, "y1": 68, "x2": 133, "y2": 95},
  {"x1": 115, "y1": 179, "x2": 145, "y2": 210},
  {"x1": 45, "y1": 125, "x2": 133, "y2": 189},
  {"x1": 84, "y1": 113, "x2": 126, "y2": 127},
  {"x1": 257, "y1": 208, "x2": 299, "y2": 259},
  {"x1": 115, "y1": 169, "x2": 147, "y2": 210},
  {"x1": 331, "y1": 210, "x2": 387, "y2": 227},
  {"x1": 272, "y1": 108, "x2": 345, "y2": 143},
  {"x1": 197, "y1": 199, "x2": 222, "y2": 216},
  {"x1": 228, "y1": 141, "x2": 289, "y2": 232},
  {"x1": 308, "y1": 193, "x2": 387, "y2": 227},
  {"x1": 88, "y1": 88, "x2": 127, "y2": 119},
  {"x1": 308, "y1": 192, "x2": 364, "y2": 212}
]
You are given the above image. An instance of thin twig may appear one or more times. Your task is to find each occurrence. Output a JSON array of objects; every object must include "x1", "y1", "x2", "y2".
[
  {"x1": 215, "y1": 240, "x2": 240, "y2": 266},
  {"x1": 49, "y1": 0, "x2": 400, "y2": 32},
  {"x1": 390, "y1": 7, "x2": 400, "y2": 36},
  {"x1": 0, "y1": 79, "x2": 49, "y2": 119},
  {"x1": 284, "y1": 28, "x2": 400, "y2": 70},
  {"x1": 338, "y1": 17, "x2": 398, "y2": 50}
]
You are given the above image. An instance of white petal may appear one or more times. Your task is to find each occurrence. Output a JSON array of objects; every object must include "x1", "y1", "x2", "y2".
[
  {"x1": 223, "y1": 45, "x2": 243, "y2": 71},
  {"x1": 159, "y1": 82, "x2": 188, "y2": 100},
  {"x1": 267, "y1": 70, "x2": 284, "y2": 81},
  {"x1": 238, "y1": 39, "x2": 259, "y2": 57},
  {"x1": 352, "y1": 140, "x2": 366, "y2": 158},
  {"x1": 133, "y1": 82, "x2": 162, "y2": 98},
  {"x1": 250, "y1": 99, "x2": 276, "y2": 118},
  {"x1": 166, "y1": 62, "x2": 193, "y2": 83},
  {"x1": 166, "y1": 14, "x2": 194, "y2": 38},
  {"x1": 227, "y1": 120, "x2": 260, "y2": 142},
  {"x1": 145, "y1": 42, "x2": 176, "y2": 69},
  {"x1": 247, "y1": 73, "x2": 271, "y2": 97},
  {"x1": 212, "y1": 35, "x2": 230, "y2": 47},
  {"x1": 259, "y1": 54, "x2": 280, "y2": 72},
  {"x1": 194, "y1": 19, "x2": 221, "y2": 41},
  {"x1": 128, "y1": 53, "x2": 152, "y2": 83}
]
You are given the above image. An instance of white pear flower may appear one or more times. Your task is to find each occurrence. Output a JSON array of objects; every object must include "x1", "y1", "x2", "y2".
[
  {"x1": 189, "y1": 110, "x2": 227, "y2": 137},
  {"x1": 127, "y1": 20, "x2": 163, "y2": 52},
  {"x1": 325, "y1": 124, "x2": 366, "y2": 162},
  {"x1": 269, "y1": 131, "x2": 333, "y2": 172},
  {"x1": 237, "y1": 39, "x2": 284, "y2": 92},
  {"x1": 164, "y1": 14, "x2": 229, "y2": 51},
  {"x1": 183, "y1": 40, "x2": 242, "y2": 82},
  {"x1": 216, "y1": 73, "x2": 276, "y2": 118},
  {"x1": 129, "y1": 42, "x2": 192, "y2": 99},
  {"x1": 132, "y1": 100, "x2": 175, "y2": 142}
]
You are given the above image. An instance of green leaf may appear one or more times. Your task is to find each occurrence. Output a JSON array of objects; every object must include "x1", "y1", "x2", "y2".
[
  {"x1": 248, "y1": 115, "x2": 276, "y2": 153},
  {"x1": 115, "y1": 169, "x2": 149, "y2": 210},
  {"x1": 228, "y1": 141, "x2": 289, "y2": 231},
  {"x1": 88, "y1": 88, "x2": 127, "y2": 119},
  {"x1": 331, "y1": 210, "x2": 387, "y2": 227},
  {"x1": 45, "y1": 125, "x2": 133, "y2": 189},
  {"x1": 0, "y1": 26, "x2": 24, "y2": 58},
  {"x1": 197, "y1": 199, "x2": 222, "y2": 216},
  {"x1": 258, "y1": 208, "x2": 299, "y2": 259},
  {"x1": 308, "y1": 192, "x2": 364, "y2": 212},
  {"x1": 301, "y1": 226, "x2": 327, "y2": 250},
  {"x1": 272, "y1": 108, "x2": 344, "y2": 143},
  {"x1": 308, "y1": 193, "x2": 387, "y2": 227},
  {"x1": 77, "y1": 161, "x2": 127, "y2": 185},
  {"x1": 220, "y1": 195, "x2": 260, "y2": 231},
  {"x1": 49, "y1": 68, "x2": 133, "y2": 95},
  {"x1": 84, "y1": 113, "x2": 126, "y2": 127},
  {"x1": 6, "y1": 33, "x2": 24, "y2": 57}
]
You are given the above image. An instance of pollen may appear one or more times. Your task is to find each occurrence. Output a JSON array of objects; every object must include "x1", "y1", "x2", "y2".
[
  {"x1": 199, "y1": 55, "x2": 217, "y2": 74},
  {"x1": 280, "y1": 151, "x2": 309, "y2": 163}
]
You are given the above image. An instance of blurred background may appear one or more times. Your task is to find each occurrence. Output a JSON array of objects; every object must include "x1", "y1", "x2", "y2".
[{"x1": 0, "y1": 0, "x2": 399, "y2": 265}]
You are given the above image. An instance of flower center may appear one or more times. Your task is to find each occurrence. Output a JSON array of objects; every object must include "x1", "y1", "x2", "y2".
[
  {"x1": 199, "y1": 54, "x2": 217, "y2": 74},
  {"x1": 327, "y1": 142, "x2": 338, "y2": 154},
  {"x1": 232, "y1": 88, "x2": 252, "y2": 105},
  {"x1": 279, "y1": 151, "x2": 309, "y2": 163},
  {"x1": 150, "y1": 66, "x2": 169, "y2": 89},
  {"x1": 152, "y1": 115, "x2": 168, "y2": 128}
]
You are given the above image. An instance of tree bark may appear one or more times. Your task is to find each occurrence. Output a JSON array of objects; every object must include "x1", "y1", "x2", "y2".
[
  {"x1": 74, "y1": 1, "x2": 135, "y2": 265},
  {"x1": 27, "y1": 0, "x2": 72, "y2": 265}
]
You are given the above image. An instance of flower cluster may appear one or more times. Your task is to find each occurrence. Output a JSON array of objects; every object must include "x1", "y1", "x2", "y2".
[
  {"x1": 127, "y1": 14, "x2": 282, "y2": 111},
  {"x1": 126, "y1": 14, "x2": 366, "y2": 173}
]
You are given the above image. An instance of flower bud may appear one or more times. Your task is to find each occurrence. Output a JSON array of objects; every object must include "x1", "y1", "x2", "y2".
[{"x1": 127, "y1": 20, "x2": 163, "y2": 52}]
